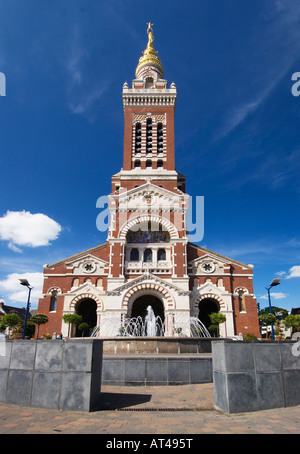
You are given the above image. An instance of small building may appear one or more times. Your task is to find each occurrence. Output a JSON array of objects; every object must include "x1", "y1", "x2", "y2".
[{"x1": 0, "y1": 301, "x2": 28, "y2": 321}]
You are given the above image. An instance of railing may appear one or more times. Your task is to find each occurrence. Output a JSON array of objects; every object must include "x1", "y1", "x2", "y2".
[{"x1": 125, "y1": 260, "x2": 172, "y2": 274}]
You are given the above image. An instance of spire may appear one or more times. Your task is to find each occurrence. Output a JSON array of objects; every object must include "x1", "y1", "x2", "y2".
[{"x1": 135, "y1": 22, "x2": 164, "y2": 79}]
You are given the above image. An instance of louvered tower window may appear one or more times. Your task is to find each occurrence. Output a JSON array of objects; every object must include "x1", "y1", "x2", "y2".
[
  {"x1": 135, "y1": 123, "x2": 141, "y2": 154},
  {"x1": 146, "y1": 118, "x2": 152, "y2": 154},
  {"x1": 157, "y1": 123, "x2": 163, "y2": 154}
]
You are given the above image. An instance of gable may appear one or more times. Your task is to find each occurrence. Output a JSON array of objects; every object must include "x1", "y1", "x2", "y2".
[
  {"x1": 69, "y1": 254, "x2": 109, "y2": 275},
  {"x1": 115, "y1": 182, "x2": 188, "y2": 212},
  {"x1": 187, "y1": 243, "x2": 252, "y2": 270},
  {"x1": 45, "y1": 243, "x2": 108, "y2": 269}
]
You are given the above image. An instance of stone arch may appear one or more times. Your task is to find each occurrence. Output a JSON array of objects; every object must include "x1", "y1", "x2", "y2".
[
  {"x1": 233, "y1": 287, "x2": 249, "y2": 295},
  {"x1": 119, "y1": 215, "x2": 179, "y2": 240},
  {"x1": 194, "y1": 293, "x2": 226, "y2": 310},
  {"x1": 70, "y1": 293, "x2": 103, "y2": 311},
  {"x1": 123, "y1": 283, "x2": 174, "y2": 313},
  {"x1": 47, "y1": 286, "x2": 62, "y2": 295}
]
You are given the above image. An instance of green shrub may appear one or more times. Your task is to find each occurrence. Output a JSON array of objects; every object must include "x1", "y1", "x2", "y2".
[{"x1": 243, "y1": 333, "x2": 258, "y2": 341}]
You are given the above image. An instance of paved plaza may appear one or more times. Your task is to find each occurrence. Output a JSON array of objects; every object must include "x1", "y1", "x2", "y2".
[{"x1": 0, "y1": 383, "x2": 300, "y2": 434}]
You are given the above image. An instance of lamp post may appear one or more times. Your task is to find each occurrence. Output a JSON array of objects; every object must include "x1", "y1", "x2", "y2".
[
  {"x1": 19, "y1": 279, "x2": 33, "y2": 340},
  {"x1": 265, "y1": 278, "x2": 281, "y2": 341}
]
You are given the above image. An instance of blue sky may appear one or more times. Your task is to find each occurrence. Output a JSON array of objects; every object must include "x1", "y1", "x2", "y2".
[{"x1": 0, "y1": 0, "x2": 300, "y2": 311}]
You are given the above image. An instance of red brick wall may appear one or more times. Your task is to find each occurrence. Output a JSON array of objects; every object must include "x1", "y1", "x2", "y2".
[
  {"x1": 36, "y1": 244, "x2": 109, "y2": 338},
  {"x1": 122, "y1": 106, "x2": 175, "y2": 171},
  {"x1": 187, "y1": 243, "x2": 260, "y2": 337}
]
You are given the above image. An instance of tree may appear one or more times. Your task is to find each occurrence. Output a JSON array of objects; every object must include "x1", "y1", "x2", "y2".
[
  {"x1": 62, "y1": 313, "x2": 83, "y2": 337},
  {"x1": 30, "y1": 313, "x2": 49, "y2": 338},
  {"x1": 1, "y1": 313, "x2": 22, "y2": 338},
  {"x1": 208, "y1": 312, "x2": 226, "y2": 337},
  {"x1": 25, "y1": 321, "x2": 36, "y2": 339},
  {"x1": 284, "y1": 314, "x2": 300, "y2": 333},
  {"x1": 78, "y1": 322, "x2": 89, "y2": 337},
  {"x1": 259, "y1": 313, "x2": 276, "y2": 326},
  {"x1": 259, "y1": 306, "x2": 288, "y2": 319}
]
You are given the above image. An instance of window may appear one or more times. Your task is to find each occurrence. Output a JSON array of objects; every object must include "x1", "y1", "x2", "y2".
[
  {"x1": 130, "y1": 248, "x2": 139, "y2": 261},
  {"x1": 238, "y1": 290, "x2": 246, "y2": 312},
  {"x1": 135, "y1": 160, "x2": 141, "y2": 168},
  {"x1": 146, "y1": 160, "x2": 152, "y2": 168},
  {"x1": 157, "y1": 160, "x2": 163, "y2": 168},
  {"x1": 145, "y1": 77, "x2": 154, "y2": 88},
  {"x1": 157, "y1": 123, "x2": 163, "y2": 154},
  {"x1": 158, "y1": 249, "x2": 166, "y2": 261},
  {"x1": 144, "y1": 249, "x2": 153, "y2": 262},
  {"x1": 135, "y1": 123, "x2": 141, "y2": 154},
  {"x1": 50, "y1": 291, "x2": 57, "y2": 312},
  {"x1": 146, "y1": 118, "x2": 152, "y2": 154},
  {"x1": 126, "y1": 223, "x2": 170, "y2": 243}
]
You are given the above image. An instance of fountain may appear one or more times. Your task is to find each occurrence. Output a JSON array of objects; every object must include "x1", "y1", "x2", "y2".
[
  {"x1": 145, "y1": 306, "x2": 158, "y2": 337},
  {"x1": 90, "y1": 305, "x2": 213, "y2": 356},
  {"x1": 91, "y1": 306, "x2": 210, "y2": 339},
  {"x1": 91, "y1": 305, "x2": 215, "y2": 385}
]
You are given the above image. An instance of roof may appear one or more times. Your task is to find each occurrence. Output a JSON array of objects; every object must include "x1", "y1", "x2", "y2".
[
  {"x1": 291, "y1": 308, "x2": 300, "y2": 315},
  {"x1": 45, "y1": 241, "x2": 253, "y2": 271},
  {"x1": 0, "y1": 304, "x2": 29, "y2": 320},
  {"x1": 45, "y1": 242, "x2": 107, "y2": 268},
  {"x1": 188, "y1": 243, "x2": 253, "y2": 269}
]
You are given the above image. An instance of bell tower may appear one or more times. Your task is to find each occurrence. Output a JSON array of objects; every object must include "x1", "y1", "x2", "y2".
[
  {"x1": 107, "y1": 23, "x2": 189, "y2": 295},
  {"x1": 112, "y1": 23, "x2": 185, "y2": 193}
]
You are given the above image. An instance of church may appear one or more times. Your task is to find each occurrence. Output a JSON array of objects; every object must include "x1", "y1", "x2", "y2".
[{"x1": 37, "y1": 24, "x2": 260, "y2": 339}]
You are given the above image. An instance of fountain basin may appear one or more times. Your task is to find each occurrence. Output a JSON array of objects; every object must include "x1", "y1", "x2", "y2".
[
  {"x1": 102, "y1": 337, "x2": 221, "y2": 355},
  {"x1": 102, "y1": 352, "x2": 213, "y2": 386}
]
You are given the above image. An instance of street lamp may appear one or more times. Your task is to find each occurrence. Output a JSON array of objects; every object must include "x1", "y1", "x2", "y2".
[
  {"x1": 265, "y1": 278, "x2": 281, "y2": 340},
  {"x1": 19, "y1": 279, "x2": 33, "y2": 340}
]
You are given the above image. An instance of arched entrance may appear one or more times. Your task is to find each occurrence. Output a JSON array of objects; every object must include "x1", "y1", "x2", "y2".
[
  {"x1": 131, "y1": 294, "x2": 165, "y2": 321},
  {"x1": 130, "y1": 294, "x2": 165, "y2": 337},
  {"x1": 75, "y1": 298, "x2": 97, "y2": 336},
  {"x1": 198, "y1": 298, "x2": 220, "y2": 331}
]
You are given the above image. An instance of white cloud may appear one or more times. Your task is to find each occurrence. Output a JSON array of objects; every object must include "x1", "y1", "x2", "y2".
[
  {"x1": 259, "y1": 292, "x2": 288, "y2": 300},
  {"x1": 275, "y1": 271, "x2": 286, "y2": 276},
  {"x1": 218, "y1": 101, "x2": 259, "y2": 138},
  {"x1": 286, "y1": 266, "x2": 300, "y2": 279},
  {"x1": 0, "y1": 272, "x2": 44, "y2": 309},
  {"x1": 0, "y1": 210, "x2": 61, "y2": 251},
  {"x1": 217, "y1": 65, "x2": 289, "y2": 140}
]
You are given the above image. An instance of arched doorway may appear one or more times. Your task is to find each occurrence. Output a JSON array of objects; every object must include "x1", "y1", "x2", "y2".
[
  {"x1": 75, "y1": 298, "x2": 97, "y2": 336},
  {"x1": 130, "y1": 294, "x2": 165, "y2": 337},
  {"x1": 131, "y1": 294, "x2": 165, "y2": 321},
  {"x1": 198, "y1": 298, "x2": 220, "y2": 332}
]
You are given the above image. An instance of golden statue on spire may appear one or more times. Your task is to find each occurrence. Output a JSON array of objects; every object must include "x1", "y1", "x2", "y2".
[
  {"x1": 135, "y1": 22, "x2": 164, "y2": 78},
  {"x1": 143, "y1": 22, "x2": 157, "y2": 55},
  {"x1": 147, "y1": 22, "x2": 154, "y2": 46}
]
